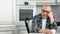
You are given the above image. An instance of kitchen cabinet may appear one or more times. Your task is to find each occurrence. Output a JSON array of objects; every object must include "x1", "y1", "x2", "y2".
[
  {"x1": 16, "y1": 0, "x2": 36, "y2": 25},
  {"x1": 57, "y1": 0, "x2": 60, "y2": 5},
  {"x1": 0, "y1": 25, "x2": 15, "y2": 34},
  {"x1": 57, "y1": 0, "x2": 60, "y2": 2},
  {"x1": 0, "y1": 31, "x2": 12, "y2": 34},
  {"x1": 17, "y1": 0, "x2": 35, "y2": 6},
  {"x1": 16, "y1": 25, "x2": 28, "y2": 34},
  {"x1": 36, "y1": 0, "x2": 56, "y2": 5},
  {"x1": 0, "y1": 0, "x2": 14, "y2": 25},
  {"x1": 17, "y1": 0, "x2": 35, "y2": 1}
]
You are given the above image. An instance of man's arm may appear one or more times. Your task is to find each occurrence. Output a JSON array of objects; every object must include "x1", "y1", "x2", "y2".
[
  {"x1": 50, "y1": 21, "x2": 57, "y2": 30},
  {"x1": 31, "y1": 15, "x2": 41, "y2": 33},
  {"x1": 48, "y1": 12, "x2": 54, "y2": 24},
  {"x1": 48, "y1": 12, "x2": 57, "y2": 30},
  {"x1": 31, "y1": 19, "x2": 40, "y2": 33}
]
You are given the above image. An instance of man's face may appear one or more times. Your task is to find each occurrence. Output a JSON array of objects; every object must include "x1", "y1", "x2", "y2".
[
  {"x1": 42, "y1": 9, "x2": 49, "y2": 17},
  {"x1": 41, "y1": 6, "x2": 51, "y2": 18}
]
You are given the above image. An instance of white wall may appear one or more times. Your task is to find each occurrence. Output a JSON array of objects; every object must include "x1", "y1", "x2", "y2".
[
  {"x1": 0, "y1": 0, "x2": 14, "y2": 25},
  {"x1": 36, "y1": 5, "x2": 60, "y2": 22}
]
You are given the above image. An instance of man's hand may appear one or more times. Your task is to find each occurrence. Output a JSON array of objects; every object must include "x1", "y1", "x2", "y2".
[
  {"x1": 39, "y1": 29, "x2": 52, "y2": 34},
  {"x1": 48, "y1": 12, "x2": 53, "y2": 18},
  {"x1": 39, "y1": 29, "x2": 46, "y2": 33},
  {"x1": 46, "y1": 29, "x2": 52, "y2": 34},
  {"x1": 48, "y1": 12, "x2": 54, "y2": 24}
]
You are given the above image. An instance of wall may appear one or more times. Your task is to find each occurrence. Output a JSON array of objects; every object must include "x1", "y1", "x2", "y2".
[{"x1": 36, "y1": 5, "x2": 60, "y2": 22}]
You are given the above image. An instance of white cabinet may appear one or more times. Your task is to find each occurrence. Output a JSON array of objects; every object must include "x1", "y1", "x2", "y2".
[
  {"x1": 0, "y1": 31, "x2": 12, "y2": 34},
  {"x1": 0, "y1": 25, "x2": 15, "y2": 34},
  {"x1": 17, "y1": 0, "x2": 35, "y2": 6},
  {"x1": 0, "y1": 0, "x2": 14, "y2": 25},
  {"x1": 36, "y1": 0, "x2": 60, "y2": 5},
  {"x1": 37, "y1": 0, "x2": 55, "y2": 1},
  {"x1": 36, "y1": 0, "x2": 56, "y2": 5},
  {"x1": 16, "y1": 25, "x2": 28, "y2": 34},
  {"x1": 19, "y1": 31, "x2": 28, "y2": 34},
  {"x1": 57, "y1": 0, "x2": 60, "y2": 5},
  {"x1": 57, "y1": 0, "x2": 60, "y2": 2},
  {"x1": 17, "y1": 0, "x2": 35, "y2": 1}
]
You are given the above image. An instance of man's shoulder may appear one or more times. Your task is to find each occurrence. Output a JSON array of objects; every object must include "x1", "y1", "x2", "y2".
[{"x1": 33, "y1": 14, "x2": 42, "y2": 19}]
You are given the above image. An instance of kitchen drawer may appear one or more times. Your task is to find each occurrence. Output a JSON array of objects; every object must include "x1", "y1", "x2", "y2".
[
  {"x1": 16, "y1": 25, "x2": 27, "y2": 31},
  {"x1": 0, "y1": 25, "x2": 15, "y2": 31},
  {"x1": 0, "y1": 31, "x2": 12, "y2": 34}
]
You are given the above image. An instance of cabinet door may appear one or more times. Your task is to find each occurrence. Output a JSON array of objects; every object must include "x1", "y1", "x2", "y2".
[
  {"x1": 0, "y1": 0, "x2": 13, "y2": 24},
  {"x1": 0, "y1": 31, "x2": 12, "y2": 34}
]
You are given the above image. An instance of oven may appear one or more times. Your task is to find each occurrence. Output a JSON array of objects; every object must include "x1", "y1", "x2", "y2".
[{"x1": 16, "y1": 5, "x2": 36, "y2": 25}]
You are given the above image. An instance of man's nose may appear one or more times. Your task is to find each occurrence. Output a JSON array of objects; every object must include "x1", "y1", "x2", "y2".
[{"x1": 44, "y1": 12, "x2": 47, "y2": 14}]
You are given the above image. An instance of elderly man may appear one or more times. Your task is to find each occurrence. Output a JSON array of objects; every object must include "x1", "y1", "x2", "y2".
[{"x1": 31, "y1": 5, "x2": 57, "y2": 34}]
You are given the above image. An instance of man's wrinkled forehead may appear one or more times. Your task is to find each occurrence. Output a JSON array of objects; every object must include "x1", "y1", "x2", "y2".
[{"x1": 42, "y1": 5, "x2": 52, "y2": 12}]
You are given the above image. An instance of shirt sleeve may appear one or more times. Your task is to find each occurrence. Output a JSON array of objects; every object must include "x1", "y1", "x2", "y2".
[{"x1": 50, "y1": 17, "x2": 57, "y2": 30}]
